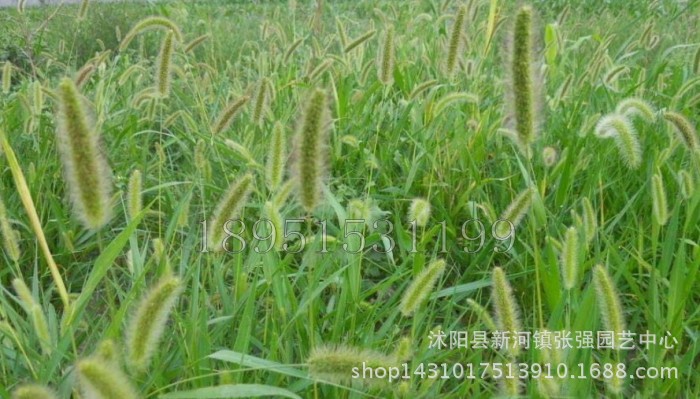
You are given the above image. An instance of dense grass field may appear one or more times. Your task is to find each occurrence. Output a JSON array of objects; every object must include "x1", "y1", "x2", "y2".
[{"x1": 0, "y1": 0, "x2": 699, "y2": 397}]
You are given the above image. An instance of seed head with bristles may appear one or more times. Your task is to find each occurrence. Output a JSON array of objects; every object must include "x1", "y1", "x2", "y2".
[
  {"x1": 119, "y1": 16, "x2": 183, "y2": 51},
  {"x1": 12, "y1": 279, "x2": 51, "y2": 355},
  {"x1": 207, "y1": 173, "x2": 254, "y2": 251},
  {"x1": 126, "y1": 274, "x2": 182, "y2": 371},
  {"x1": 2, "y1": 62, "x2": 12, "y2": 94},
  {"x1": 496, "y1": 186, "x2": 535, "y2": 237},
  {"x1": 594, "y1": 114, "x2": 642, "y2": 169},
  {"x1": 307, "y1": 344, "x2": 397, "y2": 385},
  {"x1": 344, "y1": 30, "x2": 376, "y2": 54},
  {"x1": 581, "y1": 197, "x2": 597, "y2": 245},
  {"x1": 11, "y1": 384, "x2": 58, "y2": 399},
  {"x1": 155, "y1": 31, "x2": 174, "y2": 97},
  {"x1": 266, "y1": 121, "x2": 287, "y2": 192},
  {"x1": 445, "y1": 5, "x2": 467, "y2": 76},
  {"x1": 55, "y1": 77, "x2": 113, "y2": 230},
  {"x1": 651, "y1": 172, "x2": 668, "y2": 226},
  {"x1": 560, "y1": 226, "x2": 580, "y2": 290},
  {"x1": 399, "y1": 259, "x2": 446, "y2": 316},
  {"x1": 292, "y1": 89, "x2": 330, "y2": 213},
  {"x1": 211, "y1": 96, "x2": 250, "y2": 135},
  {"x1": 592, "y1": 265, "x2": 626, "y2": 349},
  {"x1": 678, "y1": 170, "x2": 695, "y2": 200},
  {"x1": 408, "y1": 198, "x2": 431, "y2": 227},
  {"x1": 615, "y1": 97, "x2": 656, "y2": 122},
  {"x1": 663, "y1": 111, "x2": 698, "y2": 150},
  {"x1": 0, "y1": 197, "x2": 20, "y2": 262},
  {"x1": 377, "y1": 26, "x2": 395, "y2": 85},
  {"x1": 127, "y1": 169, "x2": 142, "y2": 221},
  {"x1": 491, "y1": 267, "x2": 522, "y2": 357},
  {"x1": 76, "y1": 357, "x2": 139, "y2": 399}
]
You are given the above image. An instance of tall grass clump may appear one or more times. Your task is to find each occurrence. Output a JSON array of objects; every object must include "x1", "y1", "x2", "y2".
[
  {"x1": 491, "y1": 267, "x2": 522, "y2": 357},
  {"x1": 292, "y1": 89, "x2": 330, "y2": 213},
  {"x1": 55, "y1": 78, "x2": 113, "y2": 230},
  {"x1": 399, "y1": 259, "x2": 446, "y2": 316},
  {"x1": 445, "y1": 5, "x2": 467, "y2": 76},
  {"x1": 594, "y1": 114, "x2": 642, "y2": 169},
  {"x1": 207, "y1": 173, "x2": 254, "y2": 251},
  {"x1": 126, "y1": 274, "x2": 183, "y2": 371},
  {"x1": 592, "y1": 265, "x2": 626, "y2": 348}
]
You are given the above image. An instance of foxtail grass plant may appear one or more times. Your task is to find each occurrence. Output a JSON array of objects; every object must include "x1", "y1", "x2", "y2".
[
  {"x1": 496, "y1": 187, "x2": 535, "y2": 238},
  {"x1": 0, "y1": 197, "x2": 20, "y2": 262},
  {"x1": 126, "y1": 274, "x2": 183, "y2": 371},
  {"x1": 344, "y1": 30, "x2": 376, "y2": 54},
  {"x1": 266, "y1": 122, "x2": 287, "y2": 192},
  {"x1": 307, "y1": 344, "x2": 397, "y2": 385},
  {"x1": 292, "y1": 89, "x2": 330, "y2": 213},
  {"x1": 615, "y1": 97, "x2": 656, "y2": 122},
  {"x1": 491, "y1": 267, "x2": 523, "y2": 357},
  {"x1": 207, "y1": 173, "x2": 254, "y2": 251},
  {"x1": 399, "y1": 259, "x2": 446, "y2": 316},
  {"x1": 377, "y1": 26, "x2": 395, "y2": 85},
  {"x1": 663, "y1": 111, "x2": 698, "y2": 150},
  {"x1": 560, "y1": 226, "x2": 580, "y2": 290},
  {"x1": 12, "y1": 279, "x2": 52, "y2": 356},
  {"x1": 155, "y1": 31, "x2": 174, "y2": 97},
  {"x1": 127, "y1": 169, "x2": 142, "y2": 222},
  {"x1": 407, "y1": 198, "x2": 431, "y2": 227},
  {"x1": 2, "y1": 62, "x2": 11, "y2": 94},
  {"x1": 678, "y1": 170, "x2": 694, "y2": 200},
  {"x1": 119, "y1": 16, "x2": 183, "y2": 51},
  {"x1": 445, "y1": 5, "x2": 467, "y2": 76},
  {"x1": 55, "y1": 78, "x2": 113, "y2": 230},
  {"x1": 594, "y1": 114, "x2": 642, "y2": 169},
  {"x1": 592, "y1": 265, "x2": 626, "y2": 349},
  {"x1": 212, "y1": 96, "x2": 250, "y2": 135},
  {"x1": 651, "y1": 172, "x2": 669, "y2": 226}
]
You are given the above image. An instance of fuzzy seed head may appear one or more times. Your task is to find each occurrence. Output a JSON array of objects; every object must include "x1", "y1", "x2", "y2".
[
  {"x1": 344, "y1": 30, "x2": 376, "y2": 54},
  {"x1": 678, "y1": 170, "x2": 695, "y2": 200},
  {"x1": 615, "y1": 97, "x2": 656, "y2": 122},
  {"x1": 184, "y1": 34, "x2": 210, "y2": 53},
  {"x1": 491, "y1": 267, "x2": 522, "y2": 357},
  {"x1": 307, "y1": 344, "x2": 396, "y2": 385},
  {"x1": 663, "y1": 111, "x2": 698, "y2": 150},
  {"x1": 212, "y1": 96, "x2": 250, "y2": 135},
  {"x1": 496, "y1": 187, "x2": 535, "y2": 237},
  {"x1": 466, "y1": 298, "x2": 498, "y2": 332},
  {"x1": 445, "y1": 6, "x2": 467, "y2": 76},
  {"x1": 560, "y1": 226, "x2": 580, "y2": 290},
  {"x1": 252, "y1": 78, "x2": 272, "y2": 126},
  {"x1": 120, "y1": 16, "x2": 183, "y2": 51},
  {"x1": 651, "y1": 173, "x2": 668, "y2": 226},
  {"x1": 377, "y1": 26, "x2": 395, "y2": 85},
  {"x1": 292, "y1": 89, "x2": 330, "y2": 213},
  {"x1": 126, "y1": 274, "x2": 182, "y2": 371},
  {"x1": 155, "y1": 31, "x2": 174, "y2": 97},
  {"x1": 542, "y1": 146, "x2": 558, "y2": 167},
  {"x1": 2, "y1": 62, "x2": 12, "y2": 94},
  {"x1": 56, "y1": 78, "x2": 113, "y2": 229},
  {"x1": 408, "y1": 198, "x2": 431, "y2": 227},
  {"x1": 266, "y1": 122, "x2": 287, "y2": 192},
  {"x1": 76, "y1": 357, "x2": 140, "y2": 399},
  {"x1": 510, "y1": 5, "x2": 538, "y2": 149},
  {"x1": 12, "y1": 384, "x2": 58, "y2": 399},
  {"x1": 581, "y1": 197, "x2": 597, "y2": 245},
  {"x1": 594, "y1": 114, "x2": 642, "y2": 169},
  {"x1": 399, "y1": 259, "x2": 446, "y2": 316},
  {"x1": 0, "y1": 198, "x2": 20, "y2": 262},
  {"x1": 208, "y1": 173, "x2": 254, "y2": 251},
  {"x1": 127, "y1": 169, "x2": 142, "y2": 221},
  {"x1": 592, "y1": 265, "x2": 626, "y2": 348}
]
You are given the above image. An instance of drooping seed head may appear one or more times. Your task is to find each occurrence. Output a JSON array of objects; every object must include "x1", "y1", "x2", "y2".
[
  {"x1": 155, "y1": 31, "x2": 174, "y2": 97},
  {"x1": 496, "y1": 186, "x2": 535, "y2": 237},
  {"x1": 119, "y1": 16, "x2": 183, "y2": 51},
  {"x1": 594, "y1": 114, "x2": 641, "y2": 169},
  {"x1": 445, "y1": 5, "x2": 467, "y2": 76},
  {"x1": 207, "y1": 173, "x2": 254, "y2": 251},
  {"x1": 399, "y1": 259, "x2": 447, "y2": 316},
  {"x1": 56, "y1": 78, "x2": 113, "y2": 229},
  {"x1": 184, "y1": 34, "x2": 210, "y2": 53},
  {"x1": 212, "y1": 96, "x2": 250, "y2": 135},
  {"x1": 292, "y1": 89, "x2": 330, "y2": 213},
  {"x1": 343, "y1": 30, "x2": 376, "y2": 54},
  {"x1": 592, "y1": 265, "x2": 626, "y2": 349},
  {"x1": 663, "y1": 111, "x2": 698, "y2": 150},
  {"x1": 466, "y1": 298, "x2": 498, "y2": 332},
  {"x1": 491, "y1": 267, "x2": 522, "y2": 357},
  {"x1": 126, "y1": 274, "x2": 182, "y2": 371},
  {"x1": 408, "y1": 198, "x2": 431, "y2": 227},
  {"x1": 651, "y1": 172, "x2": 668, "y2": 226},
  {"x1": 615, "y1": 97, "x2": 656, "y2": 122}
]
